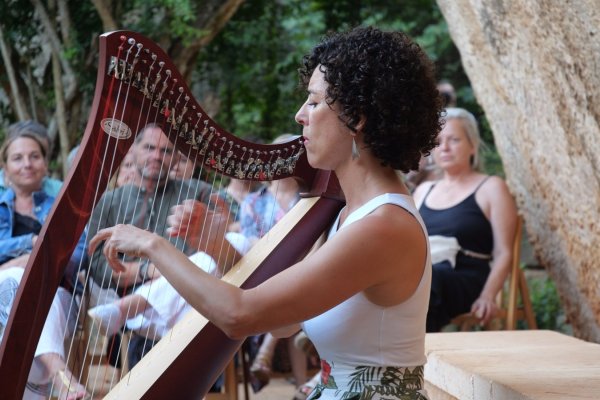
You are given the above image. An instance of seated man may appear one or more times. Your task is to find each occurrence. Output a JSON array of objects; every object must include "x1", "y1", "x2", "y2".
[{"x1": 86, "y1": 123, "x2": 231, "y2": 368}]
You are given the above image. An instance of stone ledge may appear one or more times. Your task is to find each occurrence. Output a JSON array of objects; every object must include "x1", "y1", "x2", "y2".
[{"x1": 424, "y1": 330, "x2": 600, "y2": 399}]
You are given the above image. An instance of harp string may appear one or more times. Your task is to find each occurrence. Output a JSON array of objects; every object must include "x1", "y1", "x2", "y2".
[
  {"x1": 73, "y1": 39, "x2": 154, "y2": 397},
  {"x1": 69, "y1": 38, "x2": 191, "y2": 396},
  {"x1": 79, "y1": 40, "x2": 155, "y2": 396},
  {"x1": 73, "y1": 83, "x2": 256, "y2": 395},
  {"x1": 36, "y1": 36, "x2": 144, "y2": 398}
]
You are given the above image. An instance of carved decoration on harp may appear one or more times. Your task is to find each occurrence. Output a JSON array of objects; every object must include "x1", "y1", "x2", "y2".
[{"x1": 0, "y1": 31, "x2": 344, "y2": 399}]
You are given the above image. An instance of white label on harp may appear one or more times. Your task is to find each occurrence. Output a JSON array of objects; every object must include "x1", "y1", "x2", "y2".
[{"x1": 101, "y1": 118, "x2": 132, "y2": 139}]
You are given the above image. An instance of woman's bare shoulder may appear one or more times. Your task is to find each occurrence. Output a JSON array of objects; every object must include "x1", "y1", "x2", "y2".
[{"x1": 479, "y1": 175, "x2": 511, "y2": 197}]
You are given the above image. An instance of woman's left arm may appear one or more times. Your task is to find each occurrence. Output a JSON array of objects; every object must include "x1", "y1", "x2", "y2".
[{"x1": 471, "y1": 176, "x2": 518, "y2": 323}]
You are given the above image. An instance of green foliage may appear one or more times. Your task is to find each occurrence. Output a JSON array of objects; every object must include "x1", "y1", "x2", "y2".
[
  {"x1": 196, "y1": 0, "x2": 483, "y2": 145},
  {"x1": 528, "y1": 275, "x2": 572, "y2": 334},
  {"x1": 0, "y1": 0, "x2": 504, "y2": 172},
  {"x1": 197, "y1": 0, "x2": 325, "y2": 141},
  {"x1": 126, "y1": 0, "x2": 204, "y2": 45}
]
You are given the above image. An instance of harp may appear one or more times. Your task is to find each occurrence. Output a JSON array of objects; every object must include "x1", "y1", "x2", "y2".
[{"x1": 0, "y1": 31, "x2": 344, "y2": 399}]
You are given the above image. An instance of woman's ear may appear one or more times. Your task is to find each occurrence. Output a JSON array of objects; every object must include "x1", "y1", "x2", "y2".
[{"x1": 355, "y1": 116, "x2": 366, "y2": 134}]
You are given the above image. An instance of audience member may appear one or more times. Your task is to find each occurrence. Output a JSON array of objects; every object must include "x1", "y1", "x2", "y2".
[
  {"x1": 218, "y1": 177, "x2": 260, "y2": 233},
  {"x1": 86, "y1": 123, "x2": 214, "y2": 367},
  {"x1": 89, "y1": 26, "x2": 441, "y2": 399},
  {"x1": 169, "y1": 151, "x2": 197, "y2": 181},
  {"x1": 89, "y1": 135, "x2": 305, "y2": 389},
  {"x1": 113, "y1": 148, "x2": 141, "y2": 188},
  {"x1": 66, "y1": 144, "x2": 80, "y2": 171},
  {"x1": 0, "y1": 126, "x2": 88, "y2": 399},
  {"x1": 85, "y1": 172, "x2": 256, "y2": 341},
  {"x1": 437, "y1": 80, "x2": 457, "y2": 108},
  {"x1": 413, "y1": 107, "x2": 518, "y2": 332},
  {"x1": 0, "y1": 120, "x2": 62, "y2": 197}
]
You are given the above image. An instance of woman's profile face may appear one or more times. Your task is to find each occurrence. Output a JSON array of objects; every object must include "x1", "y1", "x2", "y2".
[
  {"x1": 295, "y1": 67, "x2": 352, "y2": 170},
  {"x1": 4, "y1": 137, "x2": 48, "y2": 193},
  {"x1": 433, "y1": 118, "x2": 474, "y2": 171}
]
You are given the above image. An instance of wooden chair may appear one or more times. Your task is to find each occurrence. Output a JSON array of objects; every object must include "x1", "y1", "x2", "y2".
[
  {"x1": 450, "y1": 216, "x2": 537, "y2": 331},
  {"x1": 205, "y1": 356, "x2": 239, "y2": 400}
]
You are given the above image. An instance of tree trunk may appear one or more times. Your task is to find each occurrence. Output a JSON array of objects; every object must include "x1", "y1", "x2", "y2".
[
  {"x1": 0, "y1": 27, "x2": 30, "y2": 121},
  {"x1": 436, "y1": 0, "x2": 600, "y2": 341},
  {"x1": 171, "y1": 0, "x2": 245, "y2": 82}
]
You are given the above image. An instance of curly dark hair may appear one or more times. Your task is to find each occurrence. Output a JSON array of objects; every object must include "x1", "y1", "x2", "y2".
[{"x1": 299, "y1": 26, "x2": 443, "y2": 172}]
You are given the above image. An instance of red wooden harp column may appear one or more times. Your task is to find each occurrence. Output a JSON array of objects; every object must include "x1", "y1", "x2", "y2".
[{"x1": 0, "y1": 31, "x2": 344, "y2": 399}]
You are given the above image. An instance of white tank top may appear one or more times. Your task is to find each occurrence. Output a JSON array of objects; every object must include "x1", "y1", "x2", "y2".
[{"x1": 302, "y1": 193, "x2": 431, "y2": 368}]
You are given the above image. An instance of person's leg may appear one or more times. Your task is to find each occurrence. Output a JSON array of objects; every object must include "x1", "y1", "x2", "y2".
[
  {"x1": 127, "y1": 333, "x2": 158, "y2": 370},
  {"x1": 0, "y1": 268, "x2": 75, "y2": 363},
  {"x1": 5, "y1": 269, "x2": 90, "y2": 400},
  {"x1": 0, "y1": 268, "x2": 20, "y2": 341},
  {"x1": 427, "y1": 261, "x2": 489, "y2": 332},
  {"x1": 249, "y1": 333, "x2": 278, "y2": 392},
  {"x1": 287, "y1": 336, "x2": 307, "y2": 387},
  {"x1": 125, "y1": 274, "x2": 189, "y2": 334}
]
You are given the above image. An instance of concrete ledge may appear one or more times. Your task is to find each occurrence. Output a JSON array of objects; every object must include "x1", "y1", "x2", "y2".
[{"x1": 424, "y1": 330, "x2": 600, "y2": 399}]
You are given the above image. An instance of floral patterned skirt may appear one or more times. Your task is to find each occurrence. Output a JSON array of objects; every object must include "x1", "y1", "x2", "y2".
[{"x1": 307, "y1": 360, "x2": 429, "y2": 400}]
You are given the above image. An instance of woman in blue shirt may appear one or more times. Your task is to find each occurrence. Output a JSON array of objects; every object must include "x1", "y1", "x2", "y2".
[{"x1": 0, "y1": 129, "x2": 89, "y2": 399}]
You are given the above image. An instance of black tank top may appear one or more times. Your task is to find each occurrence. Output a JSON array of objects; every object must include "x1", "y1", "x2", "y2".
[{"x1": 419, "y1": 179, "x2": 493, "y2": 269}]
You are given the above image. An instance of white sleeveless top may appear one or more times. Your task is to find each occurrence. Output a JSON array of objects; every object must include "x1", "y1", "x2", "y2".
[{"x1": 302, "y1": 193, "x2": 431, "y2": 369}]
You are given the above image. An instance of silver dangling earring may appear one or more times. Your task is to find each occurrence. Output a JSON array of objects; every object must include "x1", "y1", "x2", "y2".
[{"x1": 351, "y1": 137, "x2": 360, "y2": 160}]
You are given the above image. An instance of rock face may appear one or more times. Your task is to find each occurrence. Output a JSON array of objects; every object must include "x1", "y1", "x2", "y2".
[{"x1": 436, "y1": 0, "x2": 600, "y2": 341}]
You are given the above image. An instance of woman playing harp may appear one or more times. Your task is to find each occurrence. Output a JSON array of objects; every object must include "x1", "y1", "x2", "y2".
[{"x1": 90, "y1": 26, "x2": 442, "y2": 399}]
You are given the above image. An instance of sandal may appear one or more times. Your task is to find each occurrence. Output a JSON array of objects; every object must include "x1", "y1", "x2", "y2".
[
  {"x1": 293, "y1": 371, "x2": 320, "y2": 400},
  {"x1": 249, "y1": 357, "x2": 271, "y2": 393},
  {"x1": 293, "y1": 382, "x2": 316, "y2": 400}
]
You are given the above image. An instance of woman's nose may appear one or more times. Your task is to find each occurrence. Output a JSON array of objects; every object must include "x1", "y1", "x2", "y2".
[{"x1": 295, "y1": 104, "x2": 307, "y2": 126}]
